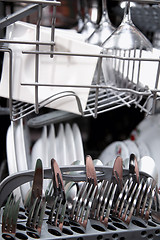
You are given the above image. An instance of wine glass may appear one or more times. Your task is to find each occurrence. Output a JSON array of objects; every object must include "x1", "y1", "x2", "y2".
[
  {"x1": 79, "y1": 0, "x2": 97, "y2": 40},
  {"x1": 76, "y1": 0, "x2": 85, "y2": 33},
  {"x1": 87, "y1": 0, "x2": 115, "y2": 46},
  {"x1": 102, "y1": 0, "x2": 153, "y2": 88},
  {"x1": 102, "y1": 1, "x2": 152, "y2": 50}
]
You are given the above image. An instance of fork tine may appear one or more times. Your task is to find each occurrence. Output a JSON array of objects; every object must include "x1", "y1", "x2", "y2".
[
  {"x1": 141, "y1": 179, "x2": 153, "y2": 217},
  {"x1": 75, "y1": 182, "x2": 89, "y2": 220},
  {"x1": 48, "y1": 195, "x2": 59, "y2": 224},
  {"x1": 71, "y1": 182, "x2": 86, "y2": 219},
  {"x1": 136, "y1": 178, "x2": 147, "y2": 215},
  {"x1": 124, "y1": 178, "x2": 144, "y2": 225},
  {"x1": 2, "y1": 194, "x2": 20, "y2": 238},
  {"x1": 121, "y1": 182, "x2": 138, "y2": 223},
  {"x1": 90, "y1": 180, "x2": 106, "y2": 219},
  {"x1": 27, "y1": 197, "x2": 46, "y2": 237},
  {"x1": 11, "y1": 197, "x2": 21, "y2": 234},
  {"x1": 2, "y1": 194, "x2": 12, "y2": 232},
  {"x1": 58, "y1": 200, "x2": 67, "y2": 231},
  {"x1": 82, "y1": 185, "x2": 98, "y2": 229},
  {"x1": 48, "y1": 159, "x2": 66, "y2": 230},
  {"x1": 45, "y1": 180, "x2": 53, "y2": 202},
  {"x1": 95, "y1": 181, "x2": 109, "y2": 220},
  {"x1": 55, "y1": 198, "x2": 63, "y2": 226},
  {"x1": 37, "y1": 198, "x2": 46, "y2": 232},
  {"x1": 118, "y1": 180, "x2": 133, "y2": 218},
  {"x1": 137, "y1": 178, "x2": 156, "y2": 221},
  {"x1": 102, "y1": 184, "x2": 117, "y2": 226},
  {"x1": 32, "y1": 199, "x2": 42, "y2": 229},
  {"x1": 79, "y1": 183, "x2": 94, "y2": 224},
  {"x1": 144, "y1": 187, "x2": 155, "y2": 221},
  {"x1": 26, "y1": 197, "x2": 39, "y2": 228},
  {"x1": 99, "y1": 182, "x2": 114, "y2": 221},
  {"x1": 114, "y1": 179, "x2": 129, "y2": 214}
]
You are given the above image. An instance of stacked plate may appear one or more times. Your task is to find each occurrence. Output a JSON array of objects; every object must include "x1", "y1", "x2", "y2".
[
  {"x1": 6, "y1": 121, "x2": 85, "y2": 200},
  {"x1": 31, "y1": 122, "x2": 85, "y2": 168},
  {"x1": 99, "y1": 113, "x2": 160, "y2": 186}
]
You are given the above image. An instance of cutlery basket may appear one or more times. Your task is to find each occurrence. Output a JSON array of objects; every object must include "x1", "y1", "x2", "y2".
[{"x1": 0, "y1": 166, "x2": 160, "y2": 240}]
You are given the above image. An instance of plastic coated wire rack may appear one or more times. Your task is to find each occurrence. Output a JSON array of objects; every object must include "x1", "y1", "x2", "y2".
[{"x1": 0, "y1": 0, "x2": 160, "y2": 122}]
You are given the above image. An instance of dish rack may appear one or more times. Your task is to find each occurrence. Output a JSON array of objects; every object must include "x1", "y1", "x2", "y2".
[
  {"x1": 0, "y1": 165, "x2": 160, "y2": 240},
  {"x1": 0, "y1": 0, "x2": 160, "y2": 121}
]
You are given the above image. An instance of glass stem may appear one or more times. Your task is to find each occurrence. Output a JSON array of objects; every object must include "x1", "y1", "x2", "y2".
[
  {"x1": 102, "y1": 0, "x2": 111, "y2": 24},
  {"x1": 122, "y1": 0, "x2": 132, "y2": 24}
]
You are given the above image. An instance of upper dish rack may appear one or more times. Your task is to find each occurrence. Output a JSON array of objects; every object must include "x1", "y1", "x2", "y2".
[{"x1": 0, "y1": 0, "x2": 160, "y2": 121}]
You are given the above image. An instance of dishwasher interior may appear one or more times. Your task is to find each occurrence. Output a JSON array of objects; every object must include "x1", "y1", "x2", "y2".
[{"x1": 0, "y1": 0, "x2": 160, "y2": 239}]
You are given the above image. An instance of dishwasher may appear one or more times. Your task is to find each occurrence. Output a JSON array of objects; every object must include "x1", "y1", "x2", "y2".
[{"x1": 0, "y1": 0, "x2": 160, "y2": 239}]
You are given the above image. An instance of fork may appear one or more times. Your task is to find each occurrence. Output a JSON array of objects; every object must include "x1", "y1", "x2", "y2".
[
  {"x1": 26, "y1": 196, "x2": 46, "y2": 238},
  {"x1": 70, "y1": 155, "x2": 98, "y2": 229},
  {"x1": 24, "y1": 158, "x2": 43, "y2": 212},
  {"x1": 113, "y1": 177, "x2": 155, "y2": 226},
  {"x1": 136, "y1": 177, "x2": 156, "y2": 222},
  {"x1": 70, "y1": 181, "x2": 98, "y2": 229},
  {"x1": 89, "y1": 156, "x2": 120, "y2": 228},
  {"x1": 25, "y1": 158, "x2": 46, "y2": 238},
  {"x1": 90, "y1": 180, "x2": 117, "y2": 227},
  {"x1": 113, "y1": 178, "x2": 139, "y2": 225},
  {"x1": 47, "y1": 159, "x2": 66, "y2": 231},
  {"x1": 2, "y1": 194, "x2": 20, "y2": 240}
]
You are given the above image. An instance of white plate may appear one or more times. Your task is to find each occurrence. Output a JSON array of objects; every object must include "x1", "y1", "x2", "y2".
[
  {"x1": 135, "y1": 139, "x2": 150, "y2": 158},
  {"x1": 14, "y1": 119, "x2": 30, "y2": 200},
  {"x1": 140, "y1": 116, "x2": 160, "y2": 179},
  {"x1": 99, "y1": 141, "x2": 129, "y2": 168},
  {"x1": 41, "y1": 126, "x2": 48, "y2": 168},
  {"x1": 48, "y1": 124, "x2": 57, "y2": 164},
  {"x1": 65, "y1": 123, "x2": 76, "y2": 165},
  {"x1": 31, "y1": 126, "x2": 49, "y2": 191},
  {"x1": 56, "y1": 124, "x2": 66, "y2": 166},
  {"x1": 6, "y1": 123, "x2": 22, "y2": 200},
  {"x1": 130, "y1": 115, "x2": 157, "y2": 141},
  {"x1": 23, "y1": 121, "x2": 31, "y2": 170},
  {"x1": 0, "y1": 21, "x2": 101, "y2": 115},
  {"x1": 31, "y1": 126, "x2": 48, "y2": 168},
  {"x1": 31, "y1": 138, "x2": 43, "y2": 170},
  {"x1": 134, "y1": 115, "x2": 160, "y2": 171},
  {"x1": 72, "y1": 123, "x2": 84, "y2": 164}
]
